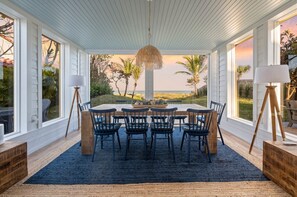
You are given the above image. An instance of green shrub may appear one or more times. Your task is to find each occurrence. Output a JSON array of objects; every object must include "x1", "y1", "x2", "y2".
[
  {"x1": 90, "y1": 82, "x2": 113, "y2": 98},
  {"x1": 0, "y1": 66, "x2": 14, "y2": 107}
]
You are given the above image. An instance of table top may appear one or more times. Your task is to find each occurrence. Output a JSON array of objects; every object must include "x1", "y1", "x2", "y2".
[
  {"x1": 264, "y1": 141, "x2": 297, "y2": 156},
  {"x1": 92, "y1": 104, "x2": 208, "y2": 112}
]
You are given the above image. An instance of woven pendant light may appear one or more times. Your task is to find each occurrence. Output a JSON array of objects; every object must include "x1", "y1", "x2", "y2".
[{"x1": 136, "y1": 0, "x2": 162, "y2": 70}]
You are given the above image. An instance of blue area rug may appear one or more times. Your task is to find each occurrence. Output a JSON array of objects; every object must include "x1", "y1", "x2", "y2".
[{"x1": 25, "y1": 128, "x2": 267, "y2": 184}]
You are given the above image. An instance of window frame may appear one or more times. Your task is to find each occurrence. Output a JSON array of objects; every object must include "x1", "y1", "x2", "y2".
[
  {"x1": 41, "y1": 30, "x2": 65, "y2": 127},
  {"x1": 0, "y1": 10, "x2": 21, "y2": 136},
  {"x1": 227, "y1": 31, "x2": 254, "y2": 123}
]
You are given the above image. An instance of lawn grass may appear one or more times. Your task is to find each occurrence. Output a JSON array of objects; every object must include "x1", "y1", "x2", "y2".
[
  {"x1": 91, "y1": 94, "x2": 208, "y2": 107},
  {"x1": 238, "y1": 98, "x2": 253, "y2": 121}
]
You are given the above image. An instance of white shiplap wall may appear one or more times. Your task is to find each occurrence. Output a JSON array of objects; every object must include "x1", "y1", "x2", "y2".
[
  {"x1": 1, "y1": 2, "x2": 89, "y2": 154},
  {"x1": 29, "y1": 22, "x2": 39, "y2": 131},
  {"x1": 214, "y1": 13, "x2": 297, "y2": 148},
  {"x1": 79, "y1": 51, "x2": 88, "y2": 102}
]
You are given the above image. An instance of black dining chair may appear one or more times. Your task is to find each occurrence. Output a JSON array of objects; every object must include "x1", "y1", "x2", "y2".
[
  {"x1": 122, "y1": 108, "x2": 149, "y2": 160},
  {"x1": 113, "y1": 100, "x2": 130, "y2": 123},
  {"x1": 210, "y1": 101, "x2": 226, "y2": 145},
  {"x1": 150, "y1": 107, "x2": 177, "y2": 161},
  {"x1": 167, "y1": 100, "x2": 187, "y2": 131},
  {"x1": 78, "y1": 101, "x2": 92, "y2": 111},
  {"x1": 89, "y1": 108, "x2": 122, "y2": 161},
  {"x1": 180, "y1": 109, "x2": 213, "y2": 163}
]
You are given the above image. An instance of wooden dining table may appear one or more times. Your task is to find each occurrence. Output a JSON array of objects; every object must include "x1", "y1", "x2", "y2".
[{"x1": 81, "y1": 104, "x2": 218, "y2": 155}]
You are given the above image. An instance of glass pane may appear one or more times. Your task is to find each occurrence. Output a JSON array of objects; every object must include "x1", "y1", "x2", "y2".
[
  {"x1": 280, "y1": 15, "x2": 297, "y2": 128},
  {"x1": 0, "y1": 13, "x2": 14, "y2": 134},
  {"x1": 235, "y1": 37, "x2": 254, "y2": 121},
  {"x1": 89, "y1": 54, "x2": 208, "y2": 107},
  {"x1": 154, "y1": 55, "x2": 208, "y2": 107},
  {"x1": 42, "y1": 35, "x2": 61, "y2": 122}
]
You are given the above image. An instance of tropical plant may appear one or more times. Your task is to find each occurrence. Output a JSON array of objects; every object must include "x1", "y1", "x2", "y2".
[
  {"x1": 89, "y1": 54, "x2": 113, "y2": 98},
  {"x1": 236, "y1": 65, "x2": 251, "y2": 80},
  {"x1": 131, "y1": 65, "x2": 143, "y2": 98},
  {"x1": 175, "y1": 55, "x2": 207, "y2": 96},
  {"x1": 118, "y1": 58, "x2": 135, "y2": 96}
]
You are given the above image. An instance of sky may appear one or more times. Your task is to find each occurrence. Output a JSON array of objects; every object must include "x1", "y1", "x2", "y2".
[{"x1": 111, "y1": 55, "x2": 207, "y2": 92}]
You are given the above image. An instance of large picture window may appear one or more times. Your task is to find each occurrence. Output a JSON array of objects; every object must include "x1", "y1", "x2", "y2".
[
  {"x1": 42, "y1": 35, "x2": 61, "y2": 122},
  {"x1": 279, "y1": 14, "x2": 297, "y2": 129},
  {"x1": 0, "y1": 12, "x2": 15, "y2": 134},
  {"x1": 234, "y1": 37, "x2": 254, "y2": 121}
]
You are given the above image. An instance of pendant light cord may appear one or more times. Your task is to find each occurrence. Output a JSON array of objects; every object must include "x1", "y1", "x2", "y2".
[{"x1": 148, "y1": 0, "x2": 151, "y2": 45}]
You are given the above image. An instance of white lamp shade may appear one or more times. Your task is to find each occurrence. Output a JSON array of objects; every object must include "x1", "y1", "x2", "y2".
[
  {"x1": 69, "y1": 75, "x2": 84, "y2": 87},
  {"x1": 254, "y1": 65, "x2": 290, "y2": 84}
]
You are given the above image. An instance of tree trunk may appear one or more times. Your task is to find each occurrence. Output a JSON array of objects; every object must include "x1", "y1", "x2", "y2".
[
  {"x1": 115, "y1": 81, "x2": 121, "y2": 96},
  {"x1": 194, "y1": 83, "x2": 198, "y2": 97},
  {"x1": 132, "y1": 82, "x2": 137, "y2": 99},
  {"x1": 124, "y1": 77, "x2": 129, "y2": 96}
]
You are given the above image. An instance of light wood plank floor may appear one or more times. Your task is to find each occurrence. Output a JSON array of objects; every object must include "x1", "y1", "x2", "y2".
[{"x1": 1, "y1": 129, "x2": 289, "y2": 197}]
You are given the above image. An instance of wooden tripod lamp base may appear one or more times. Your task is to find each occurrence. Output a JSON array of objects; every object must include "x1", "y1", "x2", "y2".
[
  {"x1": 249, "y1": 86, "x2": 285, "y2": 153},
  {"x1": 249, "y1": 65, "x2": 290, "y2": 154},
  {"x1": 65, "y1": 75, "x2": 84, "y2": 138}
]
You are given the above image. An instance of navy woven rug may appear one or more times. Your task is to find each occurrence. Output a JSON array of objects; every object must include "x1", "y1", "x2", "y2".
[{"x1": 25, "y1": 128, "x2": 267, "y2": 184}]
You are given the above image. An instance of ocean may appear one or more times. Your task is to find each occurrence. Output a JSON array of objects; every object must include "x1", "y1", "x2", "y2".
[{"x1": 127, "y1": 90, "x2": 192, "y2": 94}]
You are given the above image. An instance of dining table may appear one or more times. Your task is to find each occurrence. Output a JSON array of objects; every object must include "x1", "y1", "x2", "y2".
[{"x1": 80, "y1": 104, "x2": 218, "y2": 155}]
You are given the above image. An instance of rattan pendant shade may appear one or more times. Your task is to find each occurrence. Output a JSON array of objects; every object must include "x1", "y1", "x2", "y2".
[
  {"x1": 136, "y1": 0, "x2": 162, "y2": 70},
  {"x1": 136, "y1": 44, "x2": 162, "y2": 70}
]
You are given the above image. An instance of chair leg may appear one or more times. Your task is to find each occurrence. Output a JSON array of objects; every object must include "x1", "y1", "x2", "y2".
[
  {"x1": 205, "y1": 136, "x2": 211, "y2": 163},
  {"x1": 116, "y1": 131, "x2": 121, "y2": 149},
  {"x1": 101, "y1": 136, "x2": 103, "y2": 149},
  {"x1": 180, "y1": 132, "x2": 186, "y2": 150},
  {"x1": 125, "y1": 134, "x2": 129, "y2": 160},
  {"x1": 288, "y1": 122, "x2": 293, "y2": 127},
  {"x1": 144, "y1": 133, "x2": 147, "y2": 159},
  {"x1": 92, "y1": 135, "x2": 98, "y2": 162},
  {"x1": 198, "y1": 136, "x2": 201, "y2": 150},
  {"x1": 170, "y1": 133, "x2": 175, "y2": 162},
  {"x1": 150, "y1": 133, "x2": 154, "y2": 149},
  {"x1": 167, "y1": 133, "x2": 171, "y2": 151},
  {"x1": 217, "y1": 125, "x2": 225, "y2": 145},
  {"x1": 112, "y1": 134, "x2": 115, "y2": 161},
  {"x1": 187, "y1": 135, "x2": 191, "y2": 163},
  {"x1": 153, "y1": 134, "x2": 157, "y2": 160}
]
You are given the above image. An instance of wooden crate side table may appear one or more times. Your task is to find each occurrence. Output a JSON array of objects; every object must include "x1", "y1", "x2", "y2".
[
  {"x1": 263, "y1": 141, "x2": 297, "y2": 196},
  {"x1": 0, "y1": 141, "x2": 28, "y2": 194}
]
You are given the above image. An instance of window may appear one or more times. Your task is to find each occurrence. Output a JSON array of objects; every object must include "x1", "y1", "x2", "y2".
[
  {"x1": 42, "y1": 35, "x2": 61, "y2": 122},
  {"x1": 0, "y1": 12, "x2": 15, "y2": 134},
  {"x1": 154, "y1": 55, "x2": 208, "y2": 107},
  {"x1": 234, "y1": 37, "x2": 254, "y2": 121},
  {"x1": 279, "y1": 14, "x2": 297, "y2": 125}
]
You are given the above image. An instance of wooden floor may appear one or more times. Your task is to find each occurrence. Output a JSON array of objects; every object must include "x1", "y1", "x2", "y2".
[{"x1": 1, "y1": 129, "x2": 289, "y2": 197}]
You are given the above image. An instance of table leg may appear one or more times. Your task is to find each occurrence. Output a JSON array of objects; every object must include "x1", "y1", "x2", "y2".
[{"x1": 81, "y1": 111, "x2": 94, "y2": 155}]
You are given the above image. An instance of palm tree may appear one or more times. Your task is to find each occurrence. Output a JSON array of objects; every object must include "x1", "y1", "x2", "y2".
[
  {"x1": 131, "y1": 65, "x2": 143, "y2": 98},
  {"x1": 119, "y1": 58, "x2": 135, "y2": 96},
  {"x1": 236, "y1": 65, "x2": 250, "y2": 80},
  {"x1": 175, "y1": 55, "x2": 207, "y2": 96}
]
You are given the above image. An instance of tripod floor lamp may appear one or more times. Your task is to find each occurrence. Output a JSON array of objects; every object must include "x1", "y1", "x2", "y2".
[
  {"x1": 249, "y1": 65, "x2": 290, "y2": 153},
  {"x1": 65, "y1": 75, "x2": 84, "y2": 137}
]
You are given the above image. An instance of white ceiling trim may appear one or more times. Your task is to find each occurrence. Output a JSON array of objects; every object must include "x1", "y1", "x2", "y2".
[{"x1": 86, "y1": 49, "x2": 211, "y2": 55}]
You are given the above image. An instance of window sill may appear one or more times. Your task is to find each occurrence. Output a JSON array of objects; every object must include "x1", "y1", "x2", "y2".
[
  {"x1": 42, "y1": 117, "x2": 66, "y2": 127},
  {"x1": 227, "y1": 117, "x2": 253, "y2": 127}
]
